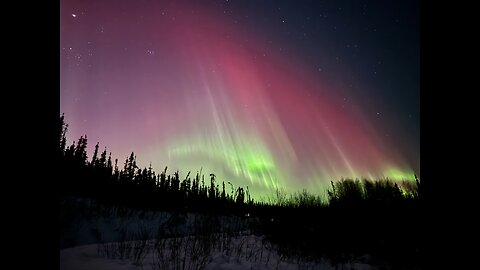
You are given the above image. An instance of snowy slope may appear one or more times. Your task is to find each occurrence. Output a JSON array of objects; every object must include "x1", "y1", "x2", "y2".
[
  {"x1": 61, "y1": 199, "x2": 381, "y2": 269},
  {"x1": 60, "y1": 234, "x2": 378, "y2": 270}
]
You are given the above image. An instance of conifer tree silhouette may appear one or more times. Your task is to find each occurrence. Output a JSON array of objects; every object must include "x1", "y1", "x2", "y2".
[
  {"x1": 91, "y1": 142, "x2": 99, "y2": 167},
  {"x1": 59, "y1": 113, "x2": 68, "y2": 156}
]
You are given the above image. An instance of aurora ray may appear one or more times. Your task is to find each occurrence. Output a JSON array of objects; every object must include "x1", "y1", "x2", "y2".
[{"x1": 60, "y1": 0, "x2": 419, "y2": 200}]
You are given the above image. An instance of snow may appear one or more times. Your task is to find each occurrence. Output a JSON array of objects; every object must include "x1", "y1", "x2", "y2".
[
  {"x1": 61, "y1": 202, "x2": 250, "y2": 249},
  {"x1": 61, "y1": 199, "x2": 380, "y2": 269},
  {"x1": 60, "y1": 233, "x2": 378, "y2": 270}
]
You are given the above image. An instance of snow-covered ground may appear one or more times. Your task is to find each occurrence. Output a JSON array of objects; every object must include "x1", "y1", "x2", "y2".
[
  {"x1": 60, "y1": 233, "x2": 377, "y2": 270},
  {"x1": 61, "y1": 199, "x2": 380, "y2": 270},
  {"x1": 60, "y1": 198, "x2": 251, "y2": 249}
]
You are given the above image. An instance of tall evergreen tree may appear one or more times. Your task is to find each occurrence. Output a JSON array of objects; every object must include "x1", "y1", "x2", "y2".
[
  {"x1": 74, "y1": 135, "x2": 88, "y2": 165},
  {"x1": 91, "y1": 142, "x2": 99, "y2": 167},
  {"x1": 59, "y1": 114, "x2": 68, "y2": 156},
  {"x1": 113, "y1": 158, "x2": 119, "y2": 181},
  {"x1": 106, "y1": 152, "x2": 112, "y2": 171},
  {"x1": 209, "y1": 174, "x2": 216, "y2": 200}
]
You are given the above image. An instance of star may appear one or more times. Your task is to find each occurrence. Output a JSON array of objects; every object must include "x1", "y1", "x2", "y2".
[{"x1": 72, "y1": 14, "x2": 77, "y2": 18}]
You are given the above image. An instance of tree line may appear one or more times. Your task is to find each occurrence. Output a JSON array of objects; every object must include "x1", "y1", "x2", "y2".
[
  {"x1": 58, "y1": 113, "x2": 420, "y2": 212},
  {"x1": 58, "y1": 114, "x2": 252, "y2": 213},
  {"x1": 58, "y1": 113, "x2": 422, "y2": 268}
]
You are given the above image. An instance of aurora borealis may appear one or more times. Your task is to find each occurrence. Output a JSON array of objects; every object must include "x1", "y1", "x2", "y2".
[{"x1": 60, "y1": 0, "x2": 419, "y2": 200}]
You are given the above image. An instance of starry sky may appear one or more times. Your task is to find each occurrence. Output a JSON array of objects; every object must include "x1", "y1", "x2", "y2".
[{"x1": 60, "y1": 0, "x2": 420, "y2": 200}]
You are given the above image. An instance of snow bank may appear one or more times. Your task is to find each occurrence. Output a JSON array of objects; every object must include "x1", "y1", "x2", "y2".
[{"x1": 60, "y1": 233, "x2": 378, "y2": 270}]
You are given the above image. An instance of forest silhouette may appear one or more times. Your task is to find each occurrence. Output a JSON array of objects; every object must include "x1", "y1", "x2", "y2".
[{"x1": 59, "y1": 113, "x2": 422, "y2": 269}]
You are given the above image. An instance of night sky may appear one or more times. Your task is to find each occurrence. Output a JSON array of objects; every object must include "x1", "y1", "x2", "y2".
[{"x1": 60, "y1": 0, "x2": 420, "y2": 199}]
